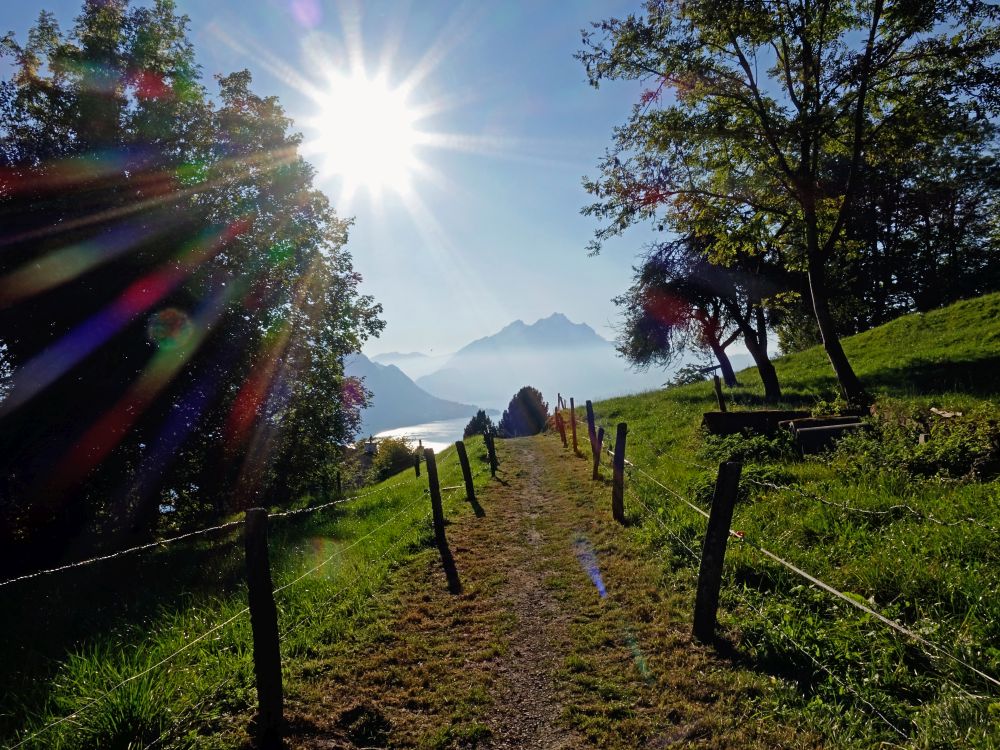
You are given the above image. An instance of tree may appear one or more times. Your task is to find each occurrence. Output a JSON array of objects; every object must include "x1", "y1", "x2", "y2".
[
  {"x1": 616, "y1": 235, "x2": 788, "y2": 401},
  {"x1": 579, "y1": 0, "x2": 1000, "y2": 404},
  {"x1": 616, "y1": 250, "x2": 741, "y2": 386},
  {"x1": 778, "y1": 95, "x2": 1000, "y2": 351},
  {"x1": 0, "y1": 1, "x2": 383, "y2": 565},
  {"x1": 498, "y1": 386, "x2": 549, "y2": 438},
  {"x1": 366, "y1": 436, "x2": 416, "y2": 484},
  {"x1": 463, "y1": 409, "x2": 495, "y2": 438}
]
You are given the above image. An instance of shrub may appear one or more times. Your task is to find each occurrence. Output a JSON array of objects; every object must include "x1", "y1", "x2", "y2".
[
  {"x1": 831, "y1": 398, "x2": 1000, "y2": 480},
  {"x1": 668, "y1": 363, "x2": 710, "y2": 388},
  {"x1": 810, "y1": 394, "x2": 851, "y2": 417},
  {"x1": 498, "y1": 386, "x2": 549, "y2": 438},
  {"x1": 463, "y1": 409, "x2": 496, "y2": 438},
  {"x1": 366, "y1": 437, "x2": 417, "y2": 483}
]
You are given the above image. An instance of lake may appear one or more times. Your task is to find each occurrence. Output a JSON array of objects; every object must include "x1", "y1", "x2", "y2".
[{"x1": 375, "y1": 417, "x2": 469, "y2": 453}]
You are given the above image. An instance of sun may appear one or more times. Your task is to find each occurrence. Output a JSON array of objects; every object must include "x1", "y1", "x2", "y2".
[{"x1": 308, "y1": 71, "x2": 420, "y2": 198}]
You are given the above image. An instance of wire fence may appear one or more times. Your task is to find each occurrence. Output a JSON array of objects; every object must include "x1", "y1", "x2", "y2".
[
  {"x1": 4, "y1": 439, "x2": 484, "y2": 750},
  {"x1": 560, "y1": 399, "x2": 1000, "y2": 741},
  {"x1": 0, "y1": 454, "x2": 434, "y2": 591}
]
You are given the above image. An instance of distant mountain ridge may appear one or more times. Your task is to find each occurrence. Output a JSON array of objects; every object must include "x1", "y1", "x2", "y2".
[
  {"x1": 415, "y1": 312, "x2": 667, "y2": 410},
  {"x1": 456, "y1": 313, "x2": 608, "y2": 355},
  {"x1": 371, "y1": 351, "x2": 430, "y2": 363},
  {"x1": 344, "y1": 353, "x2": 480, "y2": 436}
]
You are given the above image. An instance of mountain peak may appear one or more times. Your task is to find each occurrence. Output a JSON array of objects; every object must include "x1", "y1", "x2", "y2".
[
  {"x1": 536, "y1": 312, "x2": 571, "y2": 324},
  {"x1": 451, "y1": 313, "x2": 608, "y2": 357}
]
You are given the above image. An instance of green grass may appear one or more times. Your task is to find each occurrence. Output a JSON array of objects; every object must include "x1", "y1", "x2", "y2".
[
  {"x1": 585, "y1": 293, "x2": 1000, "y2": 748},
  {"x1": 2, "y1": 438, "x2": 491, "y2": 749}
]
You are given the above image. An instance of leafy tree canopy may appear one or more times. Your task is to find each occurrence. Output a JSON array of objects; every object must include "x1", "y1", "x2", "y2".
[
  {"x1": 498, "y1": 386, "x2": 549, "y2": 438},
  {"x1": 463, "y1": 409, "x2": 496, "y2": 438},
  {"x1": 579, "y1": 0, "x2": 1000, "y2": 403},
  {"x1": 366, "y1": 436, "x2": 416, "y2": 484},
  {"x1": 0, "y1": 0, "x2": 383, "y2": 565}
]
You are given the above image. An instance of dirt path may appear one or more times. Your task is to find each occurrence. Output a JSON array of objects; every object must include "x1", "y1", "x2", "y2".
[
  {"x1": 474, "y1": 445, "x2": 585, "y2": 749},
  {"x1": 285, "y1": 435, "x2": 815, "y2": 749}
]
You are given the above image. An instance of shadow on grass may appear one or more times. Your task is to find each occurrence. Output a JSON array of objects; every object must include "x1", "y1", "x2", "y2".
[
  {"x1": 0, "y1": 498, "x2": 391, "y2": 736},
  {"x1": 621, "y1": 512, "x2": 645, "y2": 529},
  {"x1": 713, "y1": 631, "x2": 828, "y2": 698},
  {"x1": 861, "y1": 356, "x2": 1000, "y2": 397},
  {"x1": 436, "y1": 538, "x2": 463, "y2": 595},
  {"x1": 468, "y1": 495, "x2": 486, "y2": 518}
]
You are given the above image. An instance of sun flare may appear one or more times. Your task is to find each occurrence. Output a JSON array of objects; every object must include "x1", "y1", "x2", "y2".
[{"x1": 308, "y1": 72, "x2": 419, "y2": 197}]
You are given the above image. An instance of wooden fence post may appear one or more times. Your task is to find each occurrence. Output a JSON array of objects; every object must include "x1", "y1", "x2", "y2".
[
  {"x1": 425, "y1": 448, "x2": 462, "y2": 593},
  {"x1": 455, "y1": 440, "x2": 476, "y2": 503},
  {"x1": 485, "y1": 431, "x2": 499, "y2": 477},
  {"x1": 414, "y1": 452, "x2": 421, "y2": 477},
  {"x1": 611, "y1": 423, "x2": 627, "y2": 524},
  {"x1": 713, "y1": 375, "x2": 727, "y2": 413},
  {"x1": 555, "y1": 413, "x2": 567, "y2": 447},
  {"x1": 244, "y1": 508, "x2": 283, "y2": 748},
  {"x1": 692, "y1": 461, "x2": 743, "y2": 643},
  {"x1": 570, "y1": 397, "x2": 578, "y2": 454},
  {"x1": 593, "y1": 425, "x2": 605, "y2": 480},
  {"x1": 585, "y1": 400, "x2": 598, "y2": 463}
]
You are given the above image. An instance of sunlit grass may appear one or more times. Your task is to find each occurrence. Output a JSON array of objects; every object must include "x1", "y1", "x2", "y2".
[{"x1": 585, "y1": 294, "x2": 1000, "y2": 746}]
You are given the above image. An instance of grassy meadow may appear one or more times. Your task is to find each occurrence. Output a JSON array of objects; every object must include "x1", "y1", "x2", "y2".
[
  {"x1": 586, "y1": 293, "x2": 1000, "y2": 747},
  {"x1": 1, "y1": 438, "x2": 491, "y2": 749}
]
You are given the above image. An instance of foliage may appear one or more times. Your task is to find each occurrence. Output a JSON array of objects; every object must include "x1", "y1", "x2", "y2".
[
  {"x1": 498, "y1": 386, "x2": 549, "y2": 438},
  {"x1": 687, "y1": 464, "x2": 798, "y2": 506},
  {"x1": 775, "y1": 306, "x2": 823, "y2": 355},
  {"x1": 366, "y1": 436, "x2": 417, "y2": 484},
  {"x1": 616, "y1": 235, "x2": 786, "y2": 398},
  {"x1": 831, "y1": 399, "x2": 1000, "y2": 481},
  {"x1": 579, "y1": 0, "x2": 1000, "y2": 403},
  {"x1": 463, "y1": 409, "x2": 495, "y2": 438},
  {"x1": 0, "y1": 0, "x2": 383, "y2": 563},
  {"x1": 810, "y1": 395, "x2": 851, "y2": 418},
  {"x1": 667, "y1": 363, "x2": 709, "y2": 388},
  {"x1": 699, "y1": 431, "x2": 797, "y2": 466},
  {"x1": 615, "y1": 241, "x2": 729, "y2": 368}
]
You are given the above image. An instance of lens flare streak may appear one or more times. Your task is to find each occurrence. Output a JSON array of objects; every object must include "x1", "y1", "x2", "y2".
[
  {"x1": 52, "y1": 283, "x2": 236, "y2": 492},
  {"x1": 574, "y1": 535, "x2": 607, "y2": 598},
  {"x1": 0, "y1": 220, "x2": 172, "y2": 307},
  {"x1": 0, "y1": 221, "x2": 246, "y2": 417}
]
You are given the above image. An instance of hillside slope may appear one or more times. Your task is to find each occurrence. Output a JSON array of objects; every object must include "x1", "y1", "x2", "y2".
[
  {"x1": 584, "y1": 293, "x2": 1000, "y2": 748},
  {"x1": 345, "y1": 353, "x2": 480, "y2": 435},
  {"x1": 772, "y1": 291, "x2": 1000, "y2": 400}
]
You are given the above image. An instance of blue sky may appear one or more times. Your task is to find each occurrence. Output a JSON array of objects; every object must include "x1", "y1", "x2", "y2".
[{"x1": 3, "y1": 0, "x2": 654, "y2": 356}]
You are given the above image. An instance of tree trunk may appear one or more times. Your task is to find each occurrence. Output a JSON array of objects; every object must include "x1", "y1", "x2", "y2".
[
  {"x1": 806, "y1": 256, "x2": 868, "y2": 404},
  {"x1": 742, "y1": 331, "x2": 781, "y2": 404},
  {"x1": 723, "y1": 298, "x2": 781, "y2": 404},
  {"x1": 707, "y1": 339, "x2": 738, "y2": 387}
]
